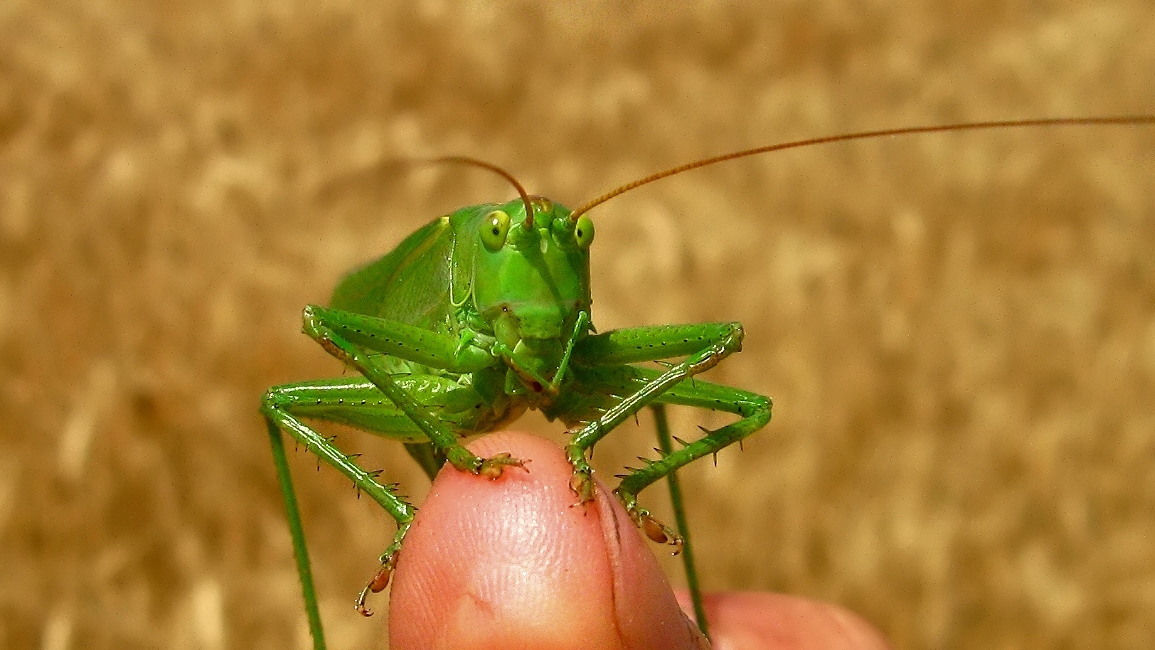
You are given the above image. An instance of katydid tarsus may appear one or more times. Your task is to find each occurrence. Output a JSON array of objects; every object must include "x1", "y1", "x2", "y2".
[{"x1": 261, "y1": 115, "x2": 1154, "y2": 649}]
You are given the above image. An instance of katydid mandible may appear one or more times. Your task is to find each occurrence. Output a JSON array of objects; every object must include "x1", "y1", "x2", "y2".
[{"x1": 261, "y1": 115, "x2": 1154, "y2": 649}]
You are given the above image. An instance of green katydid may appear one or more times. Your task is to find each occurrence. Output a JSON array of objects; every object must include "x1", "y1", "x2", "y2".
[{"x1": 261, "y1": 115, "x2": 1154, "y2": 649}]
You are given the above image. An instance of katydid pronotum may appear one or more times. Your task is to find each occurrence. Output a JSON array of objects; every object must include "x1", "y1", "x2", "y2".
[{"x1": 261, "y1": 116, "x2": 1153, "y2": 649}]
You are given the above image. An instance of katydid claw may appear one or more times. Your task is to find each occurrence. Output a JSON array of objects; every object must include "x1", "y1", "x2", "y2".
[
  {"x1": 568, "y1": 469, "x2": 597, "y2": 505},
  {"x1": 477, "y1": 451, "x2": 528, "y2": 479},
  {"x1": 617, "y1": 491, "x2": 684, "y2": 555},
  {"x1": 355, "y1": 556, "x2": 397, "y2": 617},
  {"x1": 641, "y1": 513, "x2": 684, "y2": 555}
]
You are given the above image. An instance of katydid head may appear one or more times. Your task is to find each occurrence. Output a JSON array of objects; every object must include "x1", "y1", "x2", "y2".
[
  {"x1": 420, "y1": 157, "x2": 596, "y2": 391},
  {"x1": 469, "y1": 196, "x2": 593, "y2": 389}
]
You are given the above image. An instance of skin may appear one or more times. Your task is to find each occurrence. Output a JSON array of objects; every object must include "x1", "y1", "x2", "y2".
[{"x1": 388, "y1": 431, "x2": 893, "y2": 650}]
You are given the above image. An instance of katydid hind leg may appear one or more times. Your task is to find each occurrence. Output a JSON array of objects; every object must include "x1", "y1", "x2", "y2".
[
  {"x1": 266, "y1": 419, "x2": 328, "y2": 650},
  {"x1": 651, "y1": 404, "x2": 710, "y2": 639}
]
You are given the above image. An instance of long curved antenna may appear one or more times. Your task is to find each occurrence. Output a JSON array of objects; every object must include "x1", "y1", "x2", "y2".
[
  {"x1": 417, "y1": 155, "x2": 537, "y2": 228},
  {"x1": 569, "y1": 115, "x2": 1155, "y2": 221}
]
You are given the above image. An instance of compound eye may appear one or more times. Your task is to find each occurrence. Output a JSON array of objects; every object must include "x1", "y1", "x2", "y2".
[
  {"x1": 481, "y1": 210, "x2": 511, "y2": 251},
  {"x1": 574, "y1": 213, "x2": 595, "y2": 249}
]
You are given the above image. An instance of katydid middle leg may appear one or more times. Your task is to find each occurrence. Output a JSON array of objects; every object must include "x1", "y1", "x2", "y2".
[
  {"x1": 558, "y1": 322, "x2": 771, "y2": 640},
  {"x1": 262, "y1": 379, "x2": 420, "y2": 649},
  {"x1": 615, "y1": 368, "x2": 771, "y2": 640},
  {"x1": 262, "y1": 361, "x2": 523, "y2": 642},
  {"x1": 619, "y1": 370, "x2": 772, "y2": 503},
  {"x1": 262, "y1": 374, "x2": 463, "y2": 614},
  {"x1": 559, "y1": 354, "x2": 772, "y2": 544},
  {"x1": 563, "y1": 321, "x2": 756, "y2": 507}
]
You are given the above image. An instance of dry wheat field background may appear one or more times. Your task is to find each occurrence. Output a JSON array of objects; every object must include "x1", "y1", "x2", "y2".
[{"x1": 2, "y1": 1, "x2": 1154, "y2": 649}]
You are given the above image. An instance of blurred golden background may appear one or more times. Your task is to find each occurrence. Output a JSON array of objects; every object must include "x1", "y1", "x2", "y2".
[{"x1": 3, "y1": 2, "x2": 1154, "y2": 649}]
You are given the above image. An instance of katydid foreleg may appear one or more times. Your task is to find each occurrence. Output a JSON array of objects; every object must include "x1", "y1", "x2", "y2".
[
  {"x1": 299, "y1": 304, "x2": 528, "y2": 476},
  {"x1": 263, "y1": 301, "x2": 533, "y2": 648}
]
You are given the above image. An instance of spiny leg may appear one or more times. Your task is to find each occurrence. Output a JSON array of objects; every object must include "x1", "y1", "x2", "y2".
[
  {"x1": 562, "y1": 361, "x2": 771, "y2": 545},
  {"x1": 618, "y1": 374, "x2": 771, "y2": 503},
  {"x1": 606, "y1": 371, "x2": 770, "y2": 553},
  {"x1": 263, "y1": 380, "x2": 423, "y2": 646},
  {"x1": 263, "y1": 382, "x2": 419, "y2": 522},
  {"x1": 565, "y1": 322, "x2": 747, "y2": 504},
  {"x1": 263, "y1": 372, "x2": 508, "y2": 621},
  {"x1": 583, "y1": 367, "x2": 769, "y2": 638},
  {"x1": 301, "y1": 304, "x2": 525, "y2": 477},
  {"x1": 561, "y1": 323, "x2": 771, "y2": 637}
]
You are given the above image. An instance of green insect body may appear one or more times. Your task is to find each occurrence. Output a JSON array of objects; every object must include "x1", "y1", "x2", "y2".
[
  {"x1": 263, "y1": 192, "x2": 770, "y2": 647},
  {"x1": 262, "y1": 116, "x2": 1153, "y2": 650}
]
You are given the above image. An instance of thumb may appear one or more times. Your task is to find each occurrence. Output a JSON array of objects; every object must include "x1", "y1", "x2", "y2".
[{"x1": 387, "y1": 431, "x2": 707, "y2": 650}]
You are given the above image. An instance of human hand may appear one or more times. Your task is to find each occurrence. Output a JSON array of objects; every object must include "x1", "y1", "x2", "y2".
[{"x1": 387, "y1": 431, "x2": 891, "y2": 650}]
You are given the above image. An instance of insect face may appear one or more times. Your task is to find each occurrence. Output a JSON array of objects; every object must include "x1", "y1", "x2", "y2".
[{"x1": 471, "y1": 197, "x2": 593, "y2": 354}]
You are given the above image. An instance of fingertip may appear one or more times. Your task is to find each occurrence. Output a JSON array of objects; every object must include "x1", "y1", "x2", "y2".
[{"x1": 386, "y1": 432, "x2": 702, "y2": 650}]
